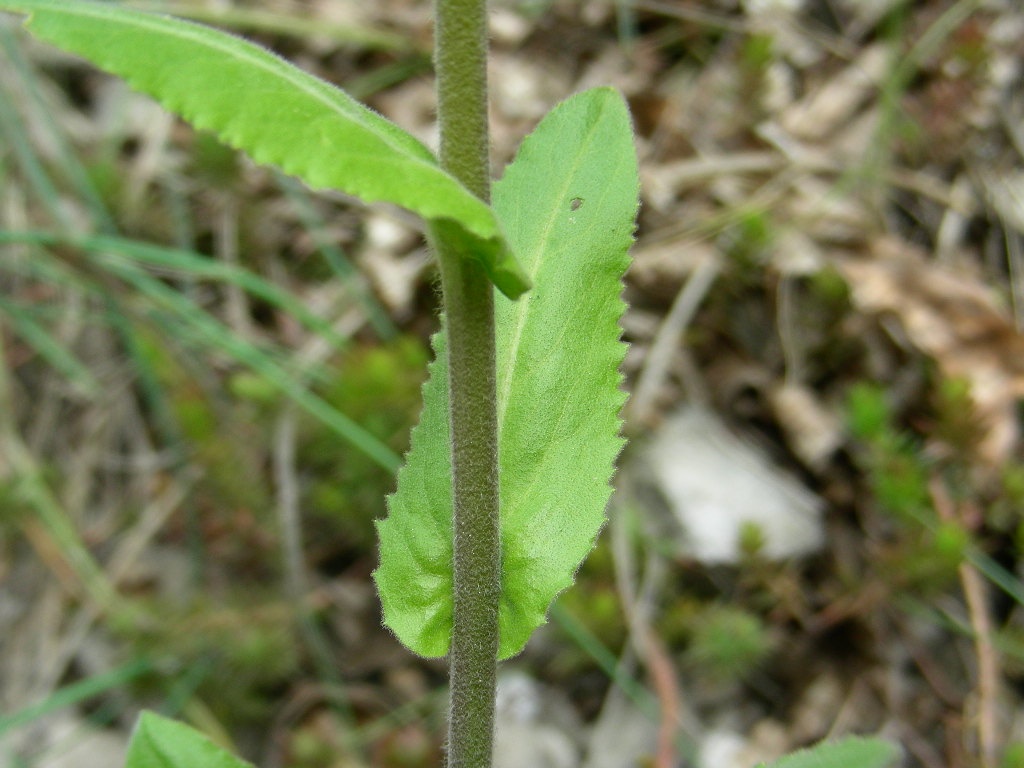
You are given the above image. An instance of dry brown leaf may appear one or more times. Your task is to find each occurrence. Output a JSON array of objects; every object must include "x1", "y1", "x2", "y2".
[
  {"x1": 359, "y1": 213, "x2": 427, "y2": 319},
  {"x1": 628, "y1": 238, "x2": 717, "y2": 301},
  {"x1": 780, "y1": 44, "x2": 890, "y2": 142},
  {"x1": 768, "y1": 382, "x2": 844, "y2": 471},
  {"x1": 838, "y1": 236, "x2": 1024, "y2": 467}
]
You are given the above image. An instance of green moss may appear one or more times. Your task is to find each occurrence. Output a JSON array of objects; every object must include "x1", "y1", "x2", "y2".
[
  {"x1": 871, "y1": 449, "x2": 930, "y2": 520},
  {"x1": 931, "y1": 376, "x2": 985, "y2": 458},
  {"x1": 85, "y1": 157, "x2": 124, "y2": 209},
  {"x1": 299, "y1": 335, "x2": 428, "y2": 552},
  {"x1": 115, "y1": 593, "x2": 299, "y2": 725},
  {"x1": 738, "y1": 520, "x2": 767, "y2": 559},
  {"x1": 808, "y1": 265, "x2": 851, "y2": 308},
  {"x1": 846, "y1": 383, "x2": 891, "y2": 443},
  {"x1": 686, "y1": 605, "x2": 773, "y2": 682},
  {"x1": 884, "y1": 520, "x2": 967, "y2": 593},
  {"x1": 135, "y1": 328, "x2": 273, "y2": 530},
  {"x1": 553, "y1": 535, "x2": 623, "y2": 648},
  {"x1": 725, "y1": 210, "x2": 775, "y2": 272},
  {"x1": 191, "y1": 131, "x2": 242, "y2": 186},
  {"x1": 288, "y1": 725, "x2": 337, "y2": 768},
  {"x1": 846, "y1": 382, "x2": 932, "y2": 522},
  {"x1": 228, "y1": 370, "x2": 279, "y2": 406},
  {"x1": 740, "y1": 33, "x2": 775, "y2": 74}
]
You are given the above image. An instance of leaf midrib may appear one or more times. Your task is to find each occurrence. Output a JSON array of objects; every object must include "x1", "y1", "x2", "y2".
[
  {"x1": 498, "y1": 156, "x2": 629, "y2": 527},
  {"x1": 495, "y1": 95, "x2": 613, "y2": 439}
]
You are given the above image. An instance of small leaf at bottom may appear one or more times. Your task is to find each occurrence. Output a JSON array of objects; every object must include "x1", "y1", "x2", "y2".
[
  {"x1": 124, "y1": 711, "x2": 255, "y2": 768},
  {"x1": 757, "y1": 736, "x2": 901, "y2": 768}
]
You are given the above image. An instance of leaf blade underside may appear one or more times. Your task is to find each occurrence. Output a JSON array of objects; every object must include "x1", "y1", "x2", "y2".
[
  {"x1": 492, "y1": 86, "x2": 637, "y2": 657},
  {"x1": 375, "y1": 87, "x2": 639, "y2": 659},
  {"x1": 0, "y1": 0, "x2": 529, "y2": 298},
  {"x1": 125, "y1": 711, "x2": 256, "y2": 768},
  {"x1": 757, "y1": 736, "x2": 901, "y2": 768}
]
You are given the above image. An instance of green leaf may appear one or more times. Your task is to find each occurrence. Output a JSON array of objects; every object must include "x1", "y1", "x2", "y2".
[
  {"x1": 375, "y1": 87, "x2": 638, "y2": 659},
  {"x1": 374, "y1": 330, "x2": 455, "y2": 657},
  {"x1": 124, "y1": 711, "x2": 255, "y2": 768},
  {"x1": 0, "y1": 0, "x2": 529, "y2": 299},
  {"x1": 758, "y1": 737, "x2": 901, "y2": 768}
]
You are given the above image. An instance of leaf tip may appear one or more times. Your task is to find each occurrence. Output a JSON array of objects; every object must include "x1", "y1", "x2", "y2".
[{"x1": 497, "y1": 268, "x2": 532, "y2": 300}]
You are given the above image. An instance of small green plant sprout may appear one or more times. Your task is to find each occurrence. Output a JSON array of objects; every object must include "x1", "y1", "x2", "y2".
[{"x1": 686, "y1": 605, "x2": 773, "y2": 682}]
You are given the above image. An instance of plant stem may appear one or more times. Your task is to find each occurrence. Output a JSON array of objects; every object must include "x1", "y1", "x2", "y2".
[
  {"x1": 437, "y1": 253, "x2": 499, "y2": 768},
  {"x1": 435, "y1": 0, "x2": 490, "y2": 201},
  {"x1": 433, "y1": 0, "x2": 500, "y2": 767}
]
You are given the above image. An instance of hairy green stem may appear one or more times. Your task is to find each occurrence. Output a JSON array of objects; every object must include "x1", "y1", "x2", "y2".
[
  {"x1": 436, "y1": 247, "x2": 499, "y2": 768},
  {"x1": 433, "y1": 0, "x2": 499, "y2": 766},
  {"x1": 435, "y1": 0, "x2": 490, "y2": 201}
]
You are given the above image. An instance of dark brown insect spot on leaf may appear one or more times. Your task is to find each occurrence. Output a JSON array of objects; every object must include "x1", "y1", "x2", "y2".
[{"x1": 570, "y1": 197, "x2": 583, "y2": 211}]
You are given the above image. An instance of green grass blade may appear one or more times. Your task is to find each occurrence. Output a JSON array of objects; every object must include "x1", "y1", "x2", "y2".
[
  {"x1": 0, "y1": 230, "x2": 349, "y2": 351},
  {"x1": 0, "y1": 657, "x2": 154, "y2": 737},
  {"x1": 0, "y1": 294, "x2": 100, "y2": 394},
  {"x1": 0, "y1": 75, "x2": 70, "y2": 230},
  {"x1": 0, "y1": 398, "x2": 119, "y2": 612},
  {"x1": 0, "y1": 310, "x2": 116, "y2": 610},
  {"x1": 2, "y1": 242, "x2": 193, "y2": 497},
  {"x1": 375, "y1": 88, "x2": 638, "y2": 658},
  {"x1": 0, "y1": 26, "x2": 117, "y2": 232},
  {"x1": 275, "y1": 174, "x2": 397, "y2": 340},
  {"x1": 548, "y1": 602, "x2": 658, "y2": 718},
  {"x1": 0, "y1": 0, "x2": 529, "y2": 298},
  {"x1": 101, "y1": 257, "x2": 401, "y2": 472}
]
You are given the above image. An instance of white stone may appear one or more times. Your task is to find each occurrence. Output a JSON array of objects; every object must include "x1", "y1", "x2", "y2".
[{"x1": 643, "y1": 406, "x2": 824, "y2": 564}]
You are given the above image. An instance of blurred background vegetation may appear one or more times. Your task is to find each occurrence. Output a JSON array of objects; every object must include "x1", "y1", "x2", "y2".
[{"x1": 1, "y1": 1, "x2": 1023, "y2": 767}]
